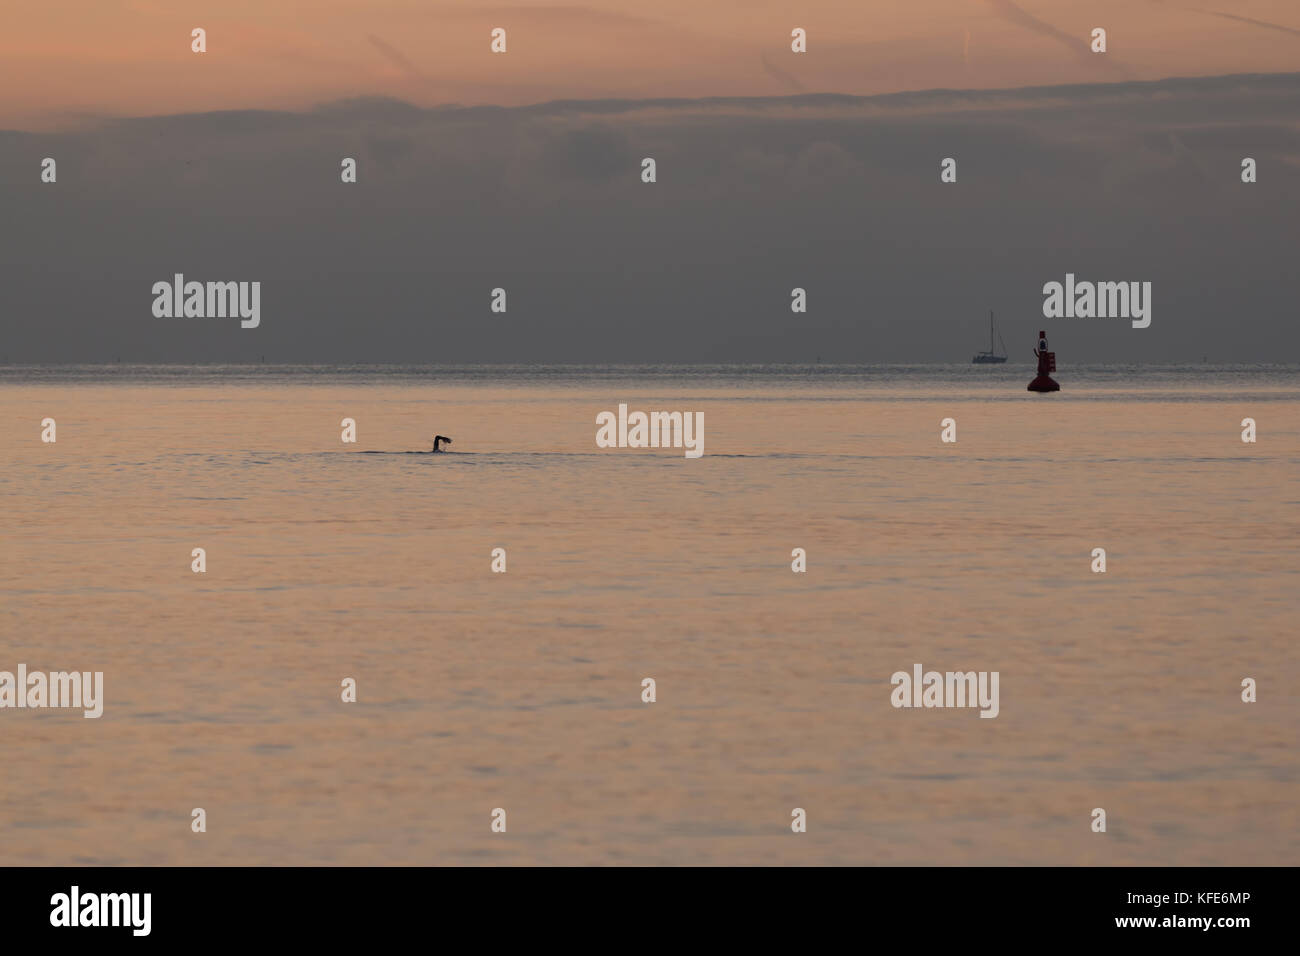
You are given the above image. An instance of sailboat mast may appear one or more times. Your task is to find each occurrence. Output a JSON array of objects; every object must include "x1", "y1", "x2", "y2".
[{"x1": 990, "y1": 310, "x2": 994, "y2": 352}]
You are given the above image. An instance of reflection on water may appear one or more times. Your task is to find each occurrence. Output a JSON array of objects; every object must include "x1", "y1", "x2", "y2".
[{"x1": 0, "y1": 368, "x2": 1297, "y2": 865}]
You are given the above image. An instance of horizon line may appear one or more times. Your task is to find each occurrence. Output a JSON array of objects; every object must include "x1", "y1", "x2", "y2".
[{"x1": 3, "y1": 361, "x2": 1296, "y2": 369}]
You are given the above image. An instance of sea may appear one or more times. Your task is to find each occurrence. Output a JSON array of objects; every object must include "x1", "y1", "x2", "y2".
[{"x1": 1, "y1": 363, "x2": 1297, "y2": 865}]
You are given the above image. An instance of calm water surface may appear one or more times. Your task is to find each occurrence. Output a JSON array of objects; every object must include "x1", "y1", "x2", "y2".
[{"x1": 1, "y1": 365, "x2": 1297, "y2": 864}]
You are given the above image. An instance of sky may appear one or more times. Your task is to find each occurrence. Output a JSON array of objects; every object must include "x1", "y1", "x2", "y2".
[
  {"x1": 5, "y1": 1, "x2": 1300, "y2": 128},
  {"x1": 1, "y1": 1, "x2": 1298, "y2": 362}
]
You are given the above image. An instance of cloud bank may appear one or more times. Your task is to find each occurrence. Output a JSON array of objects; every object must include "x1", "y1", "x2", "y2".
[{"x1": 1, "y1": 72, "x2": 1297, "y2": 363}]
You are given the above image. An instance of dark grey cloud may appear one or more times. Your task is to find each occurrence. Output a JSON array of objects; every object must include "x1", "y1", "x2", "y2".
[
  {"x1": 1, "y1": 73, "x2": 1297, "y2": 364},
  {"x1": 529, "y1": 122, "x2": 634, "y2": 182}
]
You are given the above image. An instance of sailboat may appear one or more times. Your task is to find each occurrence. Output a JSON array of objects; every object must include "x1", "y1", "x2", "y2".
[{"x1": 971, "y1": 310, "x2": 1008, "y2": 364}]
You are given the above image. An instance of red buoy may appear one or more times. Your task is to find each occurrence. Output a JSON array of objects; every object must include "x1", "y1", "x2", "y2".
[{"x1": 1028, "y1": 329, "x2": 1059, "y2": 392}]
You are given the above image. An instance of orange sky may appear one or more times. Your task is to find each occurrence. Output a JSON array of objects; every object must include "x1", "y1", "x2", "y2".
[{"x1": 3, "y1": 0, "x2": 1299, "y2": 128}]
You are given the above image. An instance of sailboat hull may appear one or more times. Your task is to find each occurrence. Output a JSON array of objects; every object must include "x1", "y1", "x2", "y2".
[{"x1": 971, "y1": 354, "x2": 1007, "y2": 364}]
